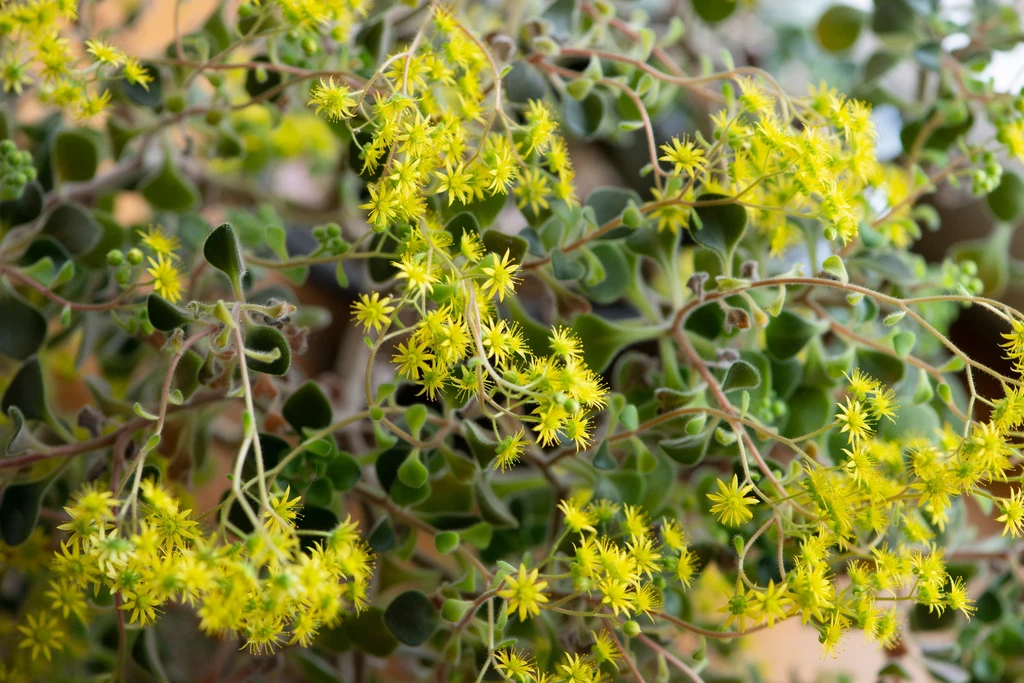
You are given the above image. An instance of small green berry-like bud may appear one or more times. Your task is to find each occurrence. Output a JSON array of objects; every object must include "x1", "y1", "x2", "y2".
[
  {"x1": 326, "y1": 222, "x2": 342, "y2": 238},
  {"x1": 127, "y1": 248, "x2": 144, "y2": 266},
  {"x1": 237, "y1": 2, "x2": 253, "y2": 16},
  {"x1": 302, "y1": 37, "x2": 318, "y2": 55},
  {"x1": 205, "y1": 110, "x2": 223, "y2": 126},
  {"x1": 166, "y1": 93, "x2": 186, "y2": 113},
  {"x1": 563, "y1": 398, "x2": 580, "y2": 414},
  {"x1": 107, "y1": 249, "x2": 125, "y2": 266},
  {"x1": 369, "y1": 405, "x2": 385, "y2": 421},
  {"x1": 206, "y1": 73, "x2": 223, "y2": 88},
  {"x1": 115, "y1": 263, "x2": 132, "y2": 285},
  {"x1": 622, "y1": 620, "x2": 641, "y2": 637}
]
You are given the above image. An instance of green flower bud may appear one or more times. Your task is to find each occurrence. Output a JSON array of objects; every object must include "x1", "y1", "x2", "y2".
[
  {"x1": 622, "y1": 620, "x2": 641, "y2": 637},
  {"x1": 107, "y1": 249, "x2": 125, "y2": 266},
  {"x1": 127, "y1": 248, "x2": 144, "y2": 266},
  {"x1": 166, "y1": 93, "x2": 186, "y2": 113}
]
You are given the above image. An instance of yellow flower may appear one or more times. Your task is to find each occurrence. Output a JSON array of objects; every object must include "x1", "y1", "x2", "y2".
[
  {"x1": 480, "y1": 249, "x2": 520, "y2": 302},
  {"x1": 498, "y1": 564, "x2": 549, "y2": 621},
  {"x1": 392, "y1": 339, "x2": 434, "y2": 380},
  {"x1": 435, "y1": 161, "x2": 476, "y2": 206},
  {"x1": 836, "y1": 397, "x2": 872, "y2": 443},
  {"x1": 719, "y1": 585, "x2": 759, "y2": 632},
  {"x1": 17, "y1": 611, "x2": 64, "y2": 661},
  {"x1": 707, "y1": 474, "x2": 758, "y2": 527},
  {"x1": 558, "y1": 499, "x2": 596, "y2": 534},
  {"x1": 493, "y1": 429, "x2": 527, "y2": 472},
  {"x1": 309, "y1": 77, "x2": 359, "y2": 121},
  {"x1": 139, "y1": 225, "x2": 181, "y2": 259},
  {"x1": 753, "y1": 580, "x2": 792, "y2": 627},
  {"x1": 590, "y1": 629, "x2": 621, "y2": 669},
  {"x1": 351, "y1": 292, "x2": 395, "y2": 333},
  {"x1": 597, "y1": 576, "x2": 634, "y2": 618},
  {"x1": 659, "y1": 136, "x2": 706, "y2": 176},
  {"x1": 494, "y1": 648, "x2": 535, "y2": 681},
  {"x1": 85, "y1": 39, "x2": 125, "y2": 66},
  {"x1": 147, "y1": 254, "x2": 185, "y2": 303},
  {"x1": 393, "y1": 253, "x2": 438, "y2": 295},
  {"x1": 996, "y1": 488, "x2": 1024, "y2": 537},
  {"x1": 122, "y1": 58, "x2": 153, "y2": 90},
  {"x1": 946, "y1": 577, "x2": 975, "y2": 619}
]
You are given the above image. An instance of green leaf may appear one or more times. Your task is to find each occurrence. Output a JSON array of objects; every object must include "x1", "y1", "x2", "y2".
[
  {"x1": 504, "y1": 61, "x2": 549, "y2": 103},
  {"x1": 384, "y1": 590, "x2": 438, "y2": 646},
  {"x1": 306, "y1": 478, "x2": 334, "y2": 507},
  {"x1": 282, "y1": 381, "x2": 333, "y2": 433},
  {"x1": 1, "y1": 356, "x2": 48, "y2": 421},
  {"x1": 42, "y1": 203, "x2": 100, "y2": 255},
  {"x1": 987, "y1": 171, "x2": 1024, "y2": 222},
  {"x1": 892, "y1": 331, "x2": 916, "y2": 357},
  {"x1": 0, "y1": 477, "x2": 55, "y2": 545},
  {"x1": 570, "y1": 314, "x2": 660, "y2": 372},
  {"x1": 481, "y1": 229, "x2": 529, "y2": 264},
  {"x1": 593, "y1": 440, "x2": 616, "y2": 470},
  {"x1": 581, "y1": 242, "x2": 632, "y2": 304},
  {"x1": 434, "y1": 530, "x2": 460, "y2": 554},
  {"x1": 822, "y1": 254, "x2": 848, "y2": 283},
  {"x1": 722, "y1": 359, "x2": 761, "y2": 393},
  {"x1": 52, "y1": 129, "x2": 100, "y2": 182},
  {"x1": 782, "y1": 386, "x2": 832, "y2": 439},
  {"x1": 914, "y1": 40, "x2": 942, "y2": 71},
  {"x1": 765, "y1": 310, "x2": 824, "y2": 360},
  {"x1": 140, "y1": 157, "x2": 200, "y2": 212},
  {"x1": 551, "y1": 248, "x2": 586, "y2": 281},
  {"x1": 691, "y1": 0, "x2": 736, "y2": 23},
  {"x1": 0, "y1": 180, "x2": 44, "y2": 228},
  {"x1": 326, "y1": 451, "x2": 361, "y2": 491},
  {"x1": 368, "y1": 517, "x2": 395, "y2": 551},
  {"x1": 345, "y1": 607, "x2": 398, "y2": 657},
  {"x1": 243, "y1": 325, "x2": 291, "y2": 375},
  {"x1": 146, "y1": 293, "x2": 190, "y2": 331},
  {"x1": 203, "y1": 223, "x2": 246, "y2": 290},
  {"x1": 397, "y1": 451, "x2": 429, "y2": 488},
  {"x1": 815, "y1": 5, "x2": 864, "y2": 52},
  {"x1": 871, "y1": 0, "x2": 917, "y2": 34},
  {"x1": 659, "y1": 428, "x2": 712, "y2": 466},
  {"x1": 563, "y1": 91, "x2": 606, "y2": 139},
  {"x1": 863, "y1": 51, "x2": 902, "y2": 82},
  {"x1": 856, "y1": 348, "x2": 905, "y2": 386},
  {"x1": 880, "y1": 403, "x2": 939, "y2": 441},
  {"x1": 619, "y1": 404, "x2": 639, "y2": 431},
  {"x1": 460, "y1": 521, "x2": 493, "y2": 549},
  {"x1": 0, "y1": 285, "x2": 47, "y2": 360},
  {"x1": 174, "y1": 349, "x2": 203, "y2": 400},
  {"x1": 587, "y1": 187, "x2": 642, "y2": 228},
  {"x1": 441, "y1": 599, "x2": 474, "y2": 622},
  {"x1": 690, "y1": 195, "x2": 747, "y2": 265}
]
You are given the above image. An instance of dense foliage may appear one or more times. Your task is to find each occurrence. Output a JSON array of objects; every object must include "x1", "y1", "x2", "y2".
[{"x1": 2, "y1": 0, "x2": 1024, "y2": 680}]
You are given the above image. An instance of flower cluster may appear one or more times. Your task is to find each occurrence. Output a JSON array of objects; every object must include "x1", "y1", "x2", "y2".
[
  {"x1": 8, "y1": 479, "x2": 372, "y2": 675},
  {"x1": 651, "y1": 79, "x2": 882, "y2": 253},
  {"x1": 0, "y1": 0, "x2": 151, "y2": 118}
]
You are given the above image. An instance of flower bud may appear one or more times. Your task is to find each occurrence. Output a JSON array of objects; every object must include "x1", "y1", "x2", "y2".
[
  {"x1": 623, "y1": 620, "x2": 641, "y2": 637},
  {"x1": 127, "y1": 248, "x2": 144, "y2": 266}
]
